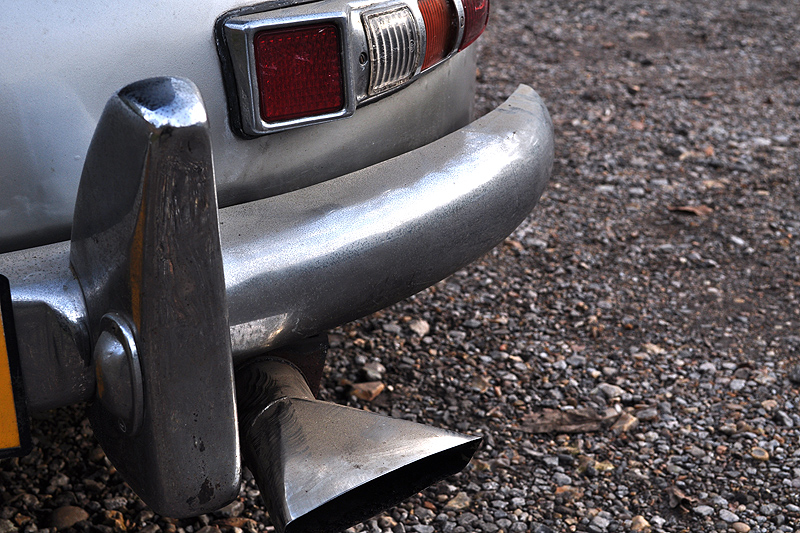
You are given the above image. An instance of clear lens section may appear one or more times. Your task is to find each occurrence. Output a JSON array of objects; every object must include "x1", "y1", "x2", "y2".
[
  {"x1": 364, "y1": 7, "x2": 420, "y2": 95},
  {"x1": 418, "y1": 0, "x2": 458, "y2": 70}
]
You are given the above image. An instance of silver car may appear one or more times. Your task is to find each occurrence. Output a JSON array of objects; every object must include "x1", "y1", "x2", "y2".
[{"x1": 0, "y1": 0, "x2": 553, "y2": 531}]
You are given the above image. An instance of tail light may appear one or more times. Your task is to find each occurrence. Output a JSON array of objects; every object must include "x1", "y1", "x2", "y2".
[
  {"x1": 253, "y1": 24, "x2": 345, "y2": 123},
  {"x1": 220, "y1": 0, "x2": 491, "y2": 137},
  {"x1": 459, "y1": 0, "x2": 490, "y2": 50},
  {"x1": 418, "y1": 0, "x2": 459, "y2": 70}
]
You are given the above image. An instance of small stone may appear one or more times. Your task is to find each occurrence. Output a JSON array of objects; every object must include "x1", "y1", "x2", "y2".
[
  {"x1": 591, "y1": 383, "x2": 625, "y2": 400},
  {"x1": 594, "y1": 460, "x2": 615, "y2": 472},
  {"x1": 636, "y1": 408, "x2": 658, "y2": 422},
  {"x1": 750, "y1": 447, "x2": 769, "y2": 461},
  {"x1": 719, "y1": 509, "x2": 739, "y2": 523},
  {"x1": 666, "y1": 463, "x2": 685, "y2": 474},
  {"x1": 699, "y1": 362, "x2": 717, "y2": 373},
  {"x1": 611, "y1": 412, "x2": 638, "y2": 434},
  {"x1": 414, "y1": 526, "x2": 434, "y2": 533},
  {"x1": 103, "y1": 497, "x2": 127, "y2": 511},
  {"x1": 788, "y1": 365, "x2": 800, "y2": 384},
  {"x1": 590, "y1": 514, "x2": 611, "y2": 530},
  {"x1": 0, "y1": 519, "x2": 17, "y2": 533},
  {"x1": 51, "y1": 506, "x2": 89, "y2": 529},
  {"x1": 361, "y1": 362, "x2": 386, "y2": 381},
  {"x1": 732, "y1": 523, "x2": 750, "y2": 533},
  {"x1": 688, "y1": 445, "x2": 706, "y2": 458},
  {"x1": 50, "y1": 474, "x2": 69, "y2": 487},
  {"x1": 379, "y1": 516, "x2": 398, "y2": 528},
  {"x1": 566, "y1": 355, "x2": 586, "y2": 367},
  {"x1": 774, "y1": 410, "x2": 794, "y2": 427},
  {"x1": 444, "y1": 492, "x2": 471, "y2": 510},
  {"x1": 761, "y1": 399, "x2": 778, "y2": 411},
  {"x1": 212, "y1": 518, "x2": 257, "y2": 531},
  {"x1": 693, "y1": 505, "x2": 714, "y2": 517},
  {"x1": 642, "y1": 343, "x2": 665, "y2": 355},
  {"x1": 456, "y1": 512, "x2": 478, "y2": 527},
  {"x1": 218, "y1": 500, "x2": 244, "y2": 518},
  {"x1": 759, "y1": 503, "x2": 779, "y2": 515},
  {"x1": 351, "y1": 381, "x2": 385, "y2": 401},
  {"x1": 463, "y1": 319, "x2": 482, "y2": 329},
  {"x1": 103, "y1": 510, "x2": 126, "y2": 530},
  {"x1": 729, "y1": 235, "x2": 748, "y2": 247},
  {"x1": 408, "y1": 320, "x2": 430, "y2": 337},
  {"x1": 552, "y1": 473, "x2": 572, "y2": 486},
  {"x1": 630, "y1": 516, "x2": 650, "y2": 531},
  {"x1": 382, "y1": 323, "x2": 402, "y2": 335},
  {"x1": 89, "y1": 447, "x2": 106, "y2": 463},
  {"x1": 470, "y1": 376, "x2": 491, "y2": 393},
  {"x1": 84, "y1": 479, "x2": 105, "y2": 493},
  {"x1": 729, "y1": 379, "x2": 746, "y2": 391}
]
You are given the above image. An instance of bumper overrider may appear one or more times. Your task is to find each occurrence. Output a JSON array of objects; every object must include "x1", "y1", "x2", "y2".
[{"x1": 0, "y1": 78, "x2": 553, "y2": 526}]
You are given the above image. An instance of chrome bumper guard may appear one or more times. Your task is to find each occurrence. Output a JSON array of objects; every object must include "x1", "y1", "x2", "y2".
[
  {"x1": 0, "y1": 82, "x2": 553, "y2": 414},
  {"x1": 0, "y1": 77, "x2": 552, "y2": 518}
]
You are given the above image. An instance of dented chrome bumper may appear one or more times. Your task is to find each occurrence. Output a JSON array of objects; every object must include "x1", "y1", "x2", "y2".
[{"x1": 0, "y1": 83, "x2": 553, "y2": 414}]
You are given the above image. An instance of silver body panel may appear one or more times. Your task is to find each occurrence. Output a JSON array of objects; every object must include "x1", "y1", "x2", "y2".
[
  {"x1": 0, "y1": 85, "x2": 553, "y2": 412},
  {"x1": 0, "y1": 0, "x2": 475, "y2": 252}
]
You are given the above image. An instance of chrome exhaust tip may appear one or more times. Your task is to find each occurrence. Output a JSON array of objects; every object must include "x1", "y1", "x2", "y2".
[{"x1": 236, "y1": 358, "x2": 481, "y2": 533}]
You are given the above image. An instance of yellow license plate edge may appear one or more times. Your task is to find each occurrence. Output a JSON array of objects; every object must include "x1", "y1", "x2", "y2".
[{"x1": 0, "y1": 274, "x2": 30, "y2": 459}]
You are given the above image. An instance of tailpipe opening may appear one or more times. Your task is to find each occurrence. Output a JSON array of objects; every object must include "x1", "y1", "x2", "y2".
[{"x1": 236, "y1": 357, "x2": 481, "y2": 533}]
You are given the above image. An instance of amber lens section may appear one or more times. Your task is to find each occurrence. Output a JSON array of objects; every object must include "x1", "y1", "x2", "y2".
[
  {"x1": 460, "y1": 0, "x2": 490, "y2": 50},
  {"x1": 418, "y1": 0, "x2": 459, "y2": 70}
]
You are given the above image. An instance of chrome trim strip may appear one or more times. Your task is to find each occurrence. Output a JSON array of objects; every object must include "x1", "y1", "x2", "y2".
[{"x1": 0, "y1": 84, "x2": 553, "y2": 412}]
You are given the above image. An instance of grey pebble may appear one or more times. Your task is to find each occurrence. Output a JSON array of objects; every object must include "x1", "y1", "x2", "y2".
[
  {"x1": 730, "y1": 379, "x2": 747, "y2": 391},
  {"x1": 103, "y1": 497, "x2": 127, "y2": 511},
  {"x1": 591, "y1": 515, "x2": 611, "y2": 530},
  {"x1": 382, "y1": 323, "x2": 402, "y2": 335},
  {"x1": 694, "y1": 505, "x2": 715, "y2": 517},
  {"x1": 552, "y1": 473, "x2": 572, "y2": 486},
  {"x1": 591, "y1": 383, "x2": 625, "y2": 399}
]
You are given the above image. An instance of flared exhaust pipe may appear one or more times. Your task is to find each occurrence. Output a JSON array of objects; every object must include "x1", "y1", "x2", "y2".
[{"x1": 236, "y1": 358, "x2": 481, "y2": 533}]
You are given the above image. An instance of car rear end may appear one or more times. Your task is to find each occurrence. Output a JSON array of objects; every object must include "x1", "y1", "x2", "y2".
[{"x1": 0, "y1": 0, "x2": 553, "y2": 529}]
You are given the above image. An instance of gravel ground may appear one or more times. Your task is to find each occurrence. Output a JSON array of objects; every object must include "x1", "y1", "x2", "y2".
[{"x1": 3, "y1": 0, "x2": 800, "y2": 532}]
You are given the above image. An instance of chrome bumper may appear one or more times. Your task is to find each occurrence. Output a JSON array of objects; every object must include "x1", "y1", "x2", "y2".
[{"x1": 0, "y1": 84, "x2": 553, "y2": 413}]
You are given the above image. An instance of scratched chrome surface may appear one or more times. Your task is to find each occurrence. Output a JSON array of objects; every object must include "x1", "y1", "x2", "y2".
[{"x1": 0, "y1": 85, "x2": 553, "y2": 412}]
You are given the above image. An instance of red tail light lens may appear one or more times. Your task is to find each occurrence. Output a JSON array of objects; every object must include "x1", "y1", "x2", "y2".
[
  {"x1": 253, "y1": 24, "x2": 345, "y2": 123},
  {"x1": 459, "y1": 0, "x2": 490, "y2": 50},
  {"x1": 418, "y1": 0, "x2": 459, "y2": 70}
]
